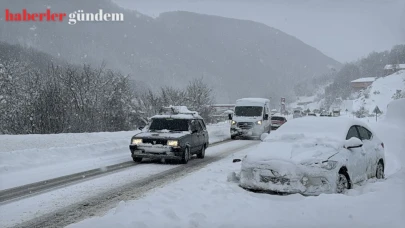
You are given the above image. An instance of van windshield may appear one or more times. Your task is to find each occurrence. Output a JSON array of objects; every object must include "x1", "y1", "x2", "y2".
[{"x1": 234, "y1": 106, "x2": 263, "y2": 117}]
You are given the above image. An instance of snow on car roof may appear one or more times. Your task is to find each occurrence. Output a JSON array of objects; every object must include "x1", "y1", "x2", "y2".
[
  {"x1": 236, "y1": 98, "x2": 269, "y2": 106},
  {"x1": 266, "y1": 117, "x2": 369, "y2": 141},
  {"x1": 151, "y1": 114, "x2": 202, "y2": 119}
]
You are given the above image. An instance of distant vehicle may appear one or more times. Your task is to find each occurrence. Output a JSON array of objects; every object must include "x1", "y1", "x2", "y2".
[
  {"x1": 271, "y1": 115, "x2": 287, "y2": 130},
  {"x1": 129, "y1": 106, "x2": 209, "y2": 164},
  {"x1": 320, "y1": 112, "x2": 330, "y2": 117},
  {"x1": 332, "y1": 110, "x2": 340, "y2": 117},
  {"x1": 229, "y1": 98, "x2": 271, "y2": 139},
  {"x1": 239, "y1": 117, "x2": 385, "y2": 195},
  {"x1": 293, "y1": 110, "x2": 303, "y2": 118},
  {"x1": 307, "y1": 112, "x2": 317, "y2": 117}
]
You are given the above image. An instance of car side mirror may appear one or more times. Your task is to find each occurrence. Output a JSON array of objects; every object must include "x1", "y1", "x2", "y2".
[
  {"x1": 344, "y1": 137, "x2": 363, "y2": 149},
  {"x1": 228, "y1": 113, "x2": 232, "y2": 120},
  {"x1": 138, "y1": 126, "x2": 144, "y2": 130},
  {"x1": 264, "y1": 114, "x2": 269, "y2": 120},
  {"x1": 190, "y1": 124, "x2": 198, "y2": 133}
]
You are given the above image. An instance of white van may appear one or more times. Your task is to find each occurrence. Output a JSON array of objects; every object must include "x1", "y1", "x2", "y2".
[{"x1": 228, "y1": 98, "x2": 271, "y2": 139}]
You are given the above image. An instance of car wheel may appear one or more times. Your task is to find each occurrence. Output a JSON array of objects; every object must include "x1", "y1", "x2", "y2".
[
  {"x1": 336, "y1": 173, "x2": 350, "y2": 194},
  {"x1": 197, "y1": 145, "x2": 205, "y2": 159},
  {"x1": 133, "y1": 157, "x2": 142, "y2": 163},
  {"x1": 376, "y1": 160, "x2": 385, "y2": 179},
  {"x1": 181, "y1": 147, "x2": 190, "y2": 164}
]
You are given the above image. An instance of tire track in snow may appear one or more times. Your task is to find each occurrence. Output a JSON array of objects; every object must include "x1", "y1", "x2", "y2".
[
  {"x1": 11, "y1": 140, "x2": 258, "y2": 228},
  {"x1": 0, "y1": 140, "x2": 232, "y2": 204}
]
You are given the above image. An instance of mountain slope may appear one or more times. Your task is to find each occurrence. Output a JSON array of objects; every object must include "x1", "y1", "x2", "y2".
[
  {"x1": 352, "y1": 71, "x2": 405, "y2": 114},
  {"x1": 0, "y1": 0, "x2": 340, "y2": 102}
]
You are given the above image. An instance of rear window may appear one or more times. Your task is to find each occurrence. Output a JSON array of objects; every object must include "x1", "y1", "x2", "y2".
[
  {"x1": 271, "y1": 116, "x2": 285, "y2": 121},
  {"x1": 357, "y1": 126, "x2": 372, "y2": 140},
  {"x1": 198, "y1": 120, "x2": 207, "y2": 130}
]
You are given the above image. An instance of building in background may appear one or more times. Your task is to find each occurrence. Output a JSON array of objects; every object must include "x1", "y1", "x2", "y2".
[
  {"x1": 384, "y1": 64, "x2": 405, "y2": 76},
  {"x1": 351, "y1": 77, "x2": 376, "y2": 91}
]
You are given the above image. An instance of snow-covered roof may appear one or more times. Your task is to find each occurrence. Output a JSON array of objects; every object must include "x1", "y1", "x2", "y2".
[
  {"x1": 151, "y1": 114, "x2": 202, "y2": 120},
  {"x1": 153, "y1": 105, "x2": 202, "y2": 119},
  {"x1": 384, "y1": 64, "x2": 405, "y2": 70},
  {"x1": 351, "y1": 77, "x2": 376, "y2": 83},
  {"x1": 236, "y1": 98, "x2": 269, "y2": 106}
]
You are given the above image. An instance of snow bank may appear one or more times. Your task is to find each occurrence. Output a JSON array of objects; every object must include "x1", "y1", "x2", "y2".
[
  {"x1": 0, "y1": 122, "x2": 231, "y2": 189},
  {"x1": 353, "y1": 70, "x2": 405, "y2": 114},
  {"x1": 385, "y1": 98, "x2": 405, "y2": 125}
]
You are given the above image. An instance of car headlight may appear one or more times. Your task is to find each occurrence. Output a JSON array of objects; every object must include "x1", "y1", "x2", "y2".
[
  {"x1": 167, "y1": 140, "x2": 178, "y2": 147},
  {"x1": 231, "y1": 120, "x2": 237, "y2": 125},
  {"x1": 320, "y1": 160, "x2": 338, "y2": 170},
  {"x1": 256, "y1": 120, "x2": 262, "y2": 125},
  {"x1": 132, "y1": 138, "x2": 142, "y2": 145}
]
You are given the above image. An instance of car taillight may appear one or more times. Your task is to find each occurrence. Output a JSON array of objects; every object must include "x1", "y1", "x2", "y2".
[{"x1": 381, "y1": 143, "x2": 384, "y2": 148}]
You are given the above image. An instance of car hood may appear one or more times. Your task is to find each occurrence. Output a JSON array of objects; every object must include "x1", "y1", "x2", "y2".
[
  {"x1": 133, "y1": 131, "x2": 189, "y2": 140},
  {"x1": 243, "y1": 138, "x2": 342, "y2": 168}
]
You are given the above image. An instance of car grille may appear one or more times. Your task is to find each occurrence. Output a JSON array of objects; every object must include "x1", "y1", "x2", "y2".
[
  {"x1": 260, "y1": 175, "x2": 290, "y2": 185},
  {"x1": 237, "y1": 122, "x2": 254, "y2": 130},
  {"x1": 142, "y1": 139, "x2": 168, "y2": 145}
]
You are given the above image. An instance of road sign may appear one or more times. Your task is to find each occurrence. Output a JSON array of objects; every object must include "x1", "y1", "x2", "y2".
[
  {"x1": 373, "y1": 106, "x2": 381, "y2": 114},
  {"x1": 373, "y1": 106, "x2": 381, "y2": 122}
]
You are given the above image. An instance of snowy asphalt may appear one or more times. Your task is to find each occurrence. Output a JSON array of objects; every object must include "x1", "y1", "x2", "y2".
[
  {"x1": 8, "y1": 140, "x2": 258, "y2": 228},
  {"x1": 0, "y1": 140, "x2": 232, "y2": 204}
]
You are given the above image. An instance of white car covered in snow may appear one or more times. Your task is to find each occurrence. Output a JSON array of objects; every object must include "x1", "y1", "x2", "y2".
[{"x1": 239, "y1": 117, "x2": 385, "y2": 195}]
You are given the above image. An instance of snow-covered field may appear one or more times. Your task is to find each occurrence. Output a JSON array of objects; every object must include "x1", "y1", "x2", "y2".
[
  {"x1": 68, "y1": 100, "x2": 405, "y2": 228},
  {"x1": 0, "y1": 122, "x2": 231, "y2": 190}
]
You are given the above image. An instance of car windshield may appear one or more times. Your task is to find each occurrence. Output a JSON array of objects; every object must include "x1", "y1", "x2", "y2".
[
  {"x1": 234, "y1": 106, "x2": 263, "y2": 117},
  {"x1": 149, "y1": 118, "x2": 189, "y2": 131}
]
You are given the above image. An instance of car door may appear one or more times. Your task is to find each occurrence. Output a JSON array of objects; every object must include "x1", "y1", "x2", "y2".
[
  {"x1": 190, "y1": 119, "x2": 202, "y2": 153},
  {"x1": 356, "y1": 125, "x2": 378, "y2": 178},
  {"x1": 345, "y1": 125, "x2": 368, "y2": 183},
  {"x1": 198, "y1": 119, "x2": 208, "y2": 146}
]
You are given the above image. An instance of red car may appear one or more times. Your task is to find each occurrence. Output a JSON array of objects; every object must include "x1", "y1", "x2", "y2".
[{"x1": 271, "y1": 115, "x2": 287, "y2": 130}]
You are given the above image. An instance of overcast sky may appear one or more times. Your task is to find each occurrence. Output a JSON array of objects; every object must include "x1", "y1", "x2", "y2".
[{"x1": 114, "y1": 0, "x2": 405, "y2": 63}]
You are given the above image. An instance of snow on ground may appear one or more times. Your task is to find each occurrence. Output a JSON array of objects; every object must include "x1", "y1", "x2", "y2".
[
  {"x1": 352, "y1": 70, "x2": 405, "y2": 113},
  {"x1": 0, "y1": 122, "x2": 231, "y2": 190},
  {"x1": 68, "y1": 100, "x2": 405, "y2": 228},
  {"x1": 0, "y1": 140, "x2": 252, "y2": 228}
]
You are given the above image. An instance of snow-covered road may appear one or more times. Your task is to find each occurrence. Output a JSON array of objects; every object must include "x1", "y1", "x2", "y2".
[
  {"x1": 66, "y1": 115, "x2": 404, "y2": 228},
  {"x1": 0, "y1": 140, "x2": 257, "y2": 228},
  {"x1": 1, "y1": 107, "x2": 404, "y2": 228},
  {"x1": 0, "y1": 122, "x2": 231, "y2": 190}
]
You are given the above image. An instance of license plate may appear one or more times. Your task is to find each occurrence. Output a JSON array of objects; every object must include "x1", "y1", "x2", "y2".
[{"x1": 260, "y1": 175, "x2": 290, "y2": 185}]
